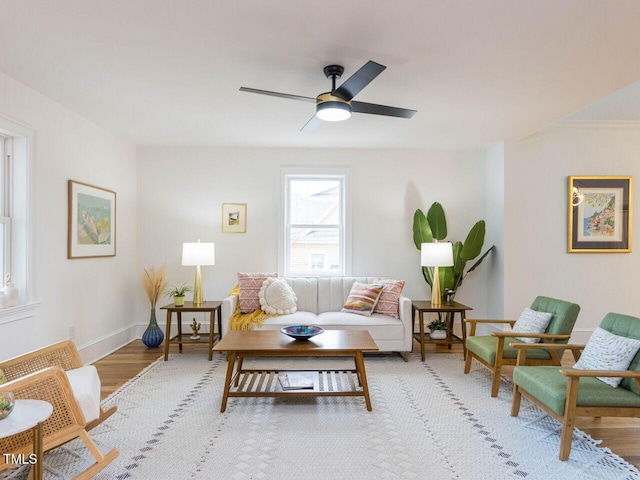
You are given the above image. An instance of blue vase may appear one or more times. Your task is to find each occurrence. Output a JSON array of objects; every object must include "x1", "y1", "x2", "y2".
[{"x1": 142, "y1": 308, "x2": 164, "y2": 348}]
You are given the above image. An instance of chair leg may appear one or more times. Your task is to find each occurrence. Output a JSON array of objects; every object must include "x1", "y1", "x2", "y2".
[
  {"x1": 463, "y1": 352, "x2": 473, "y2": 373},
  {"x1": 511, "y1": 385, "x2": 522, "y2": 416},
  {"x1": 490, "y1": 366, "x2": 502, "y2": 397},
  {"x1": 559, "y1": 376, "x2": 580, "y2": 461}
]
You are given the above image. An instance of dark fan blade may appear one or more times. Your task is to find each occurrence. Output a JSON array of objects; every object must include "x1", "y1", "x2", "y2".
[
  {"x1": 332, "y1": 60, "x2": 386, "y2": 101},
  {"x1": 239, "y1": 87, "x2": 316, "y2": 103},
  {"x1": 300, "y1": 114, "x2": 321, "y2": 132},
  {"x1": 351, "y1": 101, "x2": 417, "y2": 119}
]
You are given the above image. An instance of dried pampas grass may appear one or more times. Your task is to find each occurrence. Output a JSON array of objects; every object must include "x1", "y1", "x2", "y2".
[{"x1": 142, "y1": 265, "x2": 168, "y2": 309}]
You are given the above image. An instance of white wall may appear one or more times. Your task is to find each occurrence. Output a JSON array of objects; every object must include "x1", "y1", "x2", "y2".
[
  {"x1": 0, "y1": 71, "x2": 138, "y2": 362},
  {"x1": 136, "y1": 147, "x2": 497, "y2": 329},
  {"x1": 504, "y1": 123, "x2": 640, "y2": 342},
  {"x1": 485, "y1": 143, "x2": 505, "y2": 320}
]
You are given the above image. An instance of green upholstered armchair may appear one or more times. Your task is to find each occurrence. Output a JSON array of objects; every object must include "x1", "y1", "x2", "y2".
[
  {"x1": 464, "y1": 296, "x2": 581, "y2": 397},
  {"x1": 511, "y1": 312, "x2": 640, "y2": 461}
]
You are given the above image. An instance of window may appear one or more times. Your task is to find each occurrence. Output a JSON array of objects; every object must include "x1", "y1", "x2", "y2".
[
  {"x1": 0, "y1": 118, "x2": 34, "y2": 320},
  {"x1": 0, "y1": 135, "x2": 10, "y2": 281},
  {"x1": 283, "y1": 172, "x2": 349, "y2": 276}
]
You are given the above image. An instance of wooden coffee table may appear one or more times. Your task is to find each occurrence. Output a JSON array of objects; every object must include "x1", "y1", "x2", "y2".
[{"x1": 212, "y1": 330, "x2": 379, "y2": 412}]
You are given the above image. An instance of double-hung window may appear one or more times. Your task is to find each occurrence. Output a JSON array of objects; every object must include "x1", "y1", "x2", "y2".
[{"x1": 283, "y1": 171, "x2": 349, "y2": 276}]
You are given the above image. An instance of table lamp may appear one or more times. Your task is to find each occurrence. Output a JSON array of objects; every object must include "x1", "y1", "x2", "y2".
[
  {"x1": 181, "y1": 240, "x2": 215, "y2": 306},
  {"x1": 421, "y1": 242, "x2": 454, "y2": 307}
]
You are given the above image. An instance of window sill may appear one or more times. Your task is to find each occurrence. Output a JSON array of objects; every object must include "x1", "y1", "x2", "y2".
[{"x1": 0, "y1": 302, "x2": 40, "y2": 325}]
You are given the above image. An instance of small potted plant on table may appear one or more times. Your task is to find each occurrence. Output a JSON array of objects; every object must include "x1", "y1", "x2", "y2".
[
  {"x1": 427, "y1": 318, "x2": 450, "y2": 340},
  {"x1": 165, "y1": 283, "x2": 193, "y2": 307}
]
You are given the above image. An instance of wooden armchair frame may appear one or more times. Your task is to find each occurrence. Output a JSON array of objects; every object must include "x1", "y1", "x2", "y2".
[
  {"x1": 510, "y1": 342, "x2": 640, "y2": 461},
  {"x1": 0, "y1": 366, "x2": 119, "y2": 479},
  {"x1": 0, "y1": 340, "x2": 116, "y2": 430},
  {"x1": 464, "y1": 318, "x2": 570, "y2": 397}
]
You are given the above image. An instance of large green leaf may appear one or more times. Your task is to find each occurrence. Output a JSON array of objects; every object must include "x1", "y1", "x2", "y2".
[
  {"x1": 413, "y1": 209, "x2": 433, "y2": 250},
  {"x1": 451, "y1": 241, "x2": 464, "y2": 278},
  {"x1": 459, "y1": 220, "x2": 485, "y2": 261},
  {"x1": 426, "y1": 202, "x2": 447, "y2": 241},
  {"x1": 422, "y1": 266, "x2": 433, "y2": 288},
  {"x1": 440, "y1": 266, "x2": 455, "y2": 293}
]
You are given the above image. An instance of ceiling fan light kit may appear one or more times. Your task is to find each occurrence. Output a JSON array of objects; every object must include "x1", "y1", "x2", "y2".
[
  {"x1": 316, "y1": 93, "x2": 351, "y2": 121},
  {"x1": 240, "y1": 60, "x2": 416, "y2": 130}
]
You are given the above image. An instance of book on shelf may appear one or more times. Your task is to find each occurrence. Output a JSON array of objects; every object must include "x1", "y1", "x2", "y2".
[{"x1": 278, "y1": 372, "x2": 315, "y2": 390}]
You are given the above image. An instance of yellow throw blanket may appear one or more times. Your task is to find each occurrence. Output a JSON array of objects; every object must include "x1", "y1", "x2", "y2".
[{"x1": 227, "y1": 285, "x2": 275, "y2": 331}]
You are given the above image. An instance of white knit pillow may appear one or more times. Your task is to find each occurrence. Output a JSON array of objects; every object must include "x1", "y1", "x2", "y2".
[
  {"x1": 511, "y1": 307, "x2": 553, "y2": 344},
  {"x1": 259, "y1": 278, "x2": 297, "y2": 315},
  {"x1": 574, "y1": 327, "x2": 640, "y2": 387}
]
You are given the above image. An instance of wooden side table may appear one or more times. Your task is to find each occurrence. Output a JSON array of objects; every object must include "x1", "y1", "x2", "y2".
[
  {"x1": 0, "y1": 399, "x2": 53, "y2": 480},
  {"x1": 160, "y1": 301, "x2": 222, "y2": 361},
  {"x1": 412, "y1": 300, "x2": 473, "y2": 361}
]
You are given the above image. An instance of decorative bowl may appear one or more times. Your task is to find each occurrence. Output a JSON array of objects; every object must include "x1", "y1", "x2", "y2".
[
  {"x1": 281, "y1": 325, "x2": 324, "y2": 341},
  {"x1": 0, "y1": 391, "x2": 15, "y2": 420}
]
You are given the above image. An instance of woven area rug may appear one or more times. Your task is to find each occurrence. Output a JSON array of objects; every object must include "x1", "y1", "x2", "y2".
[{"x1": 3, "y1": 351, "x2": 640, "y2": 480}]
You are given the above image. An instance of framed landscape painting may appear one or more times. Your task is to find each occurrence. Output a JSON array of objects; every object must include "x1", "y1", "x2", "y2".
[
  {"x1": 222, "y1": 203, "x2": 247, "y2": 233},
  {"x1": 68, "y1": 180, "x2": 116, "y2": 258},
  {"x1": 568, "y1": 176, "x2": 632, "y2": 253}
]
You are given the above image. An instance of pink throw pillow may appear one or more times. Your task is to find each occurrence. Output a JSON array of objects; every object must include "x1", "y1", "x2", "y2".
[
  {"x1": 373, "y1": 278, "x2": 405, "y2": 318},
  {"x1": 238, "y1": 272, "x2": 278, "y2": 313}
]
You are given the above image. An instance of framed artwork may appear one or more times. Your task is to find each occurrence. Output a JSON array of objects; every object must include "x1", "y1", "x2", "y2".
[
  {"x1": 222, "y1": 203, "x2": 247, "y2": 233},
  {"x1": 568, "y1": 176, "x2": 632, "y2": 253},
  {"x1": 68, "y1": 180, "x2": 116, "y2": 258}
]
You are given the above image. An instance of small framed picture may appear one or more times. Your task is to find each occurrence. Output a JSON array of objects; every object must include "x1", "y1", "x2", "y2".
[
  {"x1": 68, "y1": 180, "x2": 116, "y2": 258},
  {"x1": 222, "y1": 203, "x2": 247, "y2": 234},
  {"x1": 568, "y1": 176, "x2": 632, "y2": 253}
]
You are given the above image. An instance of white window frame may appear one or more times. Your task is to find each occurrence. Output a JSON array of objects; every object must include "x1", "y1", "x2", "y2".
[
  {"x1": 0, "y1": 116, "x2": 38, "y2": 325},
  {"x1": 0, "y1": 135, "x2": 11, "y2": 280},
  {"x1": 280, "y1": 167, "x2": 351, "y2": 276}
]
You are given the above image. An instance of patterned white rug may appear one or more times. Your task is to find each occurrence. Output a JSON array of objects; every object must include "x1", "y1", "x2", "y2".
[{"x1": 3, "y1": 351, "x2": 640, "y2": 480}]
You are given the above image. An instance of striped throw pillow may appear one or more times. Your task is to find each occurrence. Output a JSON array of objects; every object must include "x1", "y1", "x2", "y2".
[{"x1": 341, "y1": 283, "x2": 384, "y2": 317}]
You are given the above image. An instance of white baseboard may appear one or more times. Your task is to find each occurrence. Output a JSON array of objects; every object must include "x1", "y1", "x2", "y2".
[
  {"x1": 76, "y1": 319, "x2": 214, "y2": 364},
  {"x1": 78, "y1": 325, "x2": 138, "y2": 365}
]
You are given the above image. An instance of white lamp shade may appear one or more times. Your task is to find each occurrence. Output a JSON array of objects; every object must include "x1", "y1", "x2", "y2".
[
  {"x1": 182, "y1": 242, "x2": 215, "y2": 266},
  {"x1": 421, "y1": 242, "x2": 454, "y2": 267}
]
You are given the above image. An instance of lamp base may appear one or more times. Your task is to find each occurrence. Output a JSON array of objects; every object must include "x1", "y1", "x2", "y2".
[
  {"x1": 431, "y1": 266, "x2": 442, "y2": 307},
  {"x1": 193, "y1": 265, "x2": 204, "y2": 306}
]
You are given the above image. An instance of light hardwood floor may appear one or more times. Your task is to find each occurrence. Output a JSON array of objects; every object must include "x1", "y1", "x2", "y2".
[{"x1": 93, "y1": 339, "x2": 640, "y2": 468}]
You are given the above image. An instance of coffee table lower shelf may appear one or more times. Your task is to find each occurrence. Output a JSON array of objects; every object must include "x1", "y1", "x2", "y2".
[{"x1": 228, "y1": 369, "x2": 364, "y2": 399}]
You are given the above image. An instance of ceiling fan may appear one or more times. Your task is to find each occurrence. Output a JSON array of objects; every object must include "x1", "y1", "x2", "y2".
[{"x1": 240, "y1": 60, "x2": 417, "y2": 131}]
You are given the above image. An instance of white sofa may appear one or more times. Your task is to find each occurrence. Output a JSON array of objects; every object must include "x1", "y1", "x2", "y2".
[{"x1": 221, "y1": 276, "x2": 413, "y2": 361}]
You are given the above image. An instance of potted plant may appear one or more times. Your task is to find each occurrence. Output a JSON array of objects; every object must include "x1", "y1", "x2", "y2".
[
  {"x1": 165, "y1": 283, "x2": 193, "y2": 307},
  {"x1": 427, "y1": 318, "x2": 450, "y2": 340}
]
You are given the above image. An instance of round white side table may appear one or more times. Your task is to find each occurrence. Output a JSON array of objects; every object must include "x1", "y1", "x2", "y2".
[{"x1": 0, "y1": 399, "x2": 53, "y2": 480}]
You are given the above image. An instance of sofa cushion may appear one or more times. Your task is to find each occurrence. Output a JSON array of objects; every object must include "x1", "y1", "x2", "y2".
[
  {"x1": 511, "y1": 307, "x2": 553, "y2": 343},
  {"x1": 465, "y1": 335, "x2": 553, "y2": 365},
  {"x1": 66, "y1": 365, "x2": 101, "y2": 423},
  {"x1": 573, "y1": 327, "x2": 640, "y2": 387},
  {"x1": 238, "y1": 272, "x2": 278, "y2": 313},
  {"x1": 283, "y1": 277, "x2": 318, "y2": 313},
  {"x1": 341, "y1": 282, "x2": 384, "y2": 317},
  {"x1": 373, "y1": 278, "x2": 405, "y2": 319},
  {"x1": 514, "y1": 366, "x2": 640, "y2": 416},
  {"x1": 259, "y1": 311, "x2": 320, "y2": 327}
]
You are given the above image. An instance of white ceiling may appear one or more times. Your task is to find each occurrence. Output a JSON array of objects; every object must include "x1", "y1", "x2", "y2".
[{"x1": 1, "y1": 1, "x2": 640, "y2": 149}]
